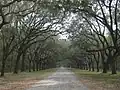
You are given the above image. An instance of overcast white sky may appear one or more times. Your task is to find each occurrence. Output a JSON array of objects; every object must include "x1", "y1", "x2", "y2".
[{"x1": 59, "y1": 34, "x2": 68, "y2": 39}]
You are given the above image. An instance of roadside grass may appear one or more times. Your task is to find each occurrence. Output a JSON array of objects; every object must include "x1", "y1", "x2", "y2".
[
  {"x1": 0, "y1": 69, "x2": 56, "y2": 90},
  {"x1": 73, "y1": 69, "x2": 120, "y2": 90}
]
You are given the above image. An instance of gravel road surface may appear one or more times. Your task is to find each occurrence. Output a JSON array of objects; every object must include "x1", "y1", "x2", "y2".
[{"x1": 27, "y1": 67, "x2": 88, "y2": 90}]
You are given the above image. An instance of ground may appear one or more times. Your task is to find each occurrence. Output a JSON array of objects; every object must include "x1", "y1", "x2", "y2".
[
  {"x1": 73, "y1": 69, "x2": 120, "y2": 90},
  {"x1": 1, "y1": 68, "x2": 120, "y2": 90},
  {"x1": 0, "y1": 69, "x2": 55, "y2": 90},
  {"x1": 27, "y1": 67, "x2": 88, "y2": 90}
]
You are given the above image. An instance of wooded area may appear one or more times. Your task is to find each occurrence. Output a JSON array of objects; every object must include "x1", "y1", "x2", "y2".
[{"x1": 0, "y1": 0, "x2": 120, "y2": 77}]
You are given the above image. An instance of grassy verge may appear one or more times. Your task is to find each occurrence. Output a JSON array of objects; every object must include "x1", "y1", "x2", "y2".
[
  {"x1": 73, "y1": 69, "x2": 120, "y2": 90},
  {"x1": 0, "y1": 69, "x2": 56, "y2": 90}
]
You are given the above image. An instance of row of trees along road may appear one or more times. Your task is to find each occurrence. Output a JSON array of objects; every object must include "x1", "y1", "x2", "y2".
[
  {"x1": 39, "y1": 0, "x2": 120, "y2": 74},
  {"x1": 63, "y1": 0, "x2": 120, "y2": 74},
  {"x1": 0, "y1": 0, "x2": 120, "y2": 76},
  {"x1": 0, "y1": 0, "x2": 67, "y2": 77}
]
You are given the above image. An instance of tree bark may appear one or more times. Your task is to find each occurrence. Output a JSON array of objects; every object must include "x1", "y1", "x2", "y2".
[
  {"x1": 85, "y1": 64, "x2": 88, "y2": 70},
  {"x1": 111, "y1": 61, "x2": 117, "y2": 74},
  {"x1": 102, "y1": 62, "x2": 108, "y2": 73},
  {"x1": 96, "y1": 61, "x2": 99, "y2": 72},
  {"x1": 32, "y1": 60, "x2": 35, "y2": 71},
  {"x1": 39, "y1": 62, "x2": 42, "y2": 70},
  {"x1": 88, "y1": 63, "x2": 91, "y2": 71},
  {"x1": 21, "y1": 52, "x2": 26, "y2": 72},
  {"x1": 29, "y1": 60, "x2": 31, "y2": 72},
  {"x1": 92, "y1": 61, "x2": 94, "y2": 72},
  {"x1": 36, "y1": 62, "x2": 39, "y2": 71},
  {"x1": 0, "y1": 57, "x2": 6, "y2": 76},
  {"x1": 13, "y1": 53, "x2": 21, "y2": 74}
]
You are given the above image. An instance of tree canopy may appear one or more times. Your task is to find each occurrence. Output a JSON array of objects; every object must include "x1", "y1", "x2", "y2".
[{"x1": 0, "y1": 0, "x2": 120, "y2": 77}]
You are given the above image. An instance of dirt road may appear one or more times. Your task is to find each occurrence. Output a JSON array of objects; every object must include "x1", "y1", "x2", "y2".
[{"x1": 27, "y1": 67, "x2": 88, "y2": 90}]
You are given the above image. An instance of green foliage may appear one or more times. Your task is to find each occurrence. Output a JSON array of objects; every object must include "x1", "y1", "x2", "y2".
[{"x1": 81, "y1": 0, "x2": 89, "y2": 7}]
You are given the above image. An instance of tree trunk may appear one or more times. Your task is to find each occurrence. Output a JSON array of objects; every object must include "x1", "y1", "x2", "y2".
[
  {"x1": 39, "y1": 62, "x2": 42, "y2": 70},
  {"x1": 40, "y1": 62, "x2": 43, "y2": 70},
  {"x1": 42, "y1": 62, "x2": 46, "y2": 70},
  {"x1": 100, "y1": 51, "x2": 107, "y2": 73},
  {"x1": 13, "y1": 53, "x2": 21, "y2": 74},
  {"x1": 10, "y1": 55, "x2": 13, "y2": 72},
  {"x1": 0, "y1": 57, "x2": 6, "y2": 77},
  {"x1": 102, "y1": 62, "x2": 107, "y2": 73},
  {"x1": 111, "y1": 61, "x2": 117, "y2": 74},
  {"x1": 29, "y1": 60, "x2": 31, "y2": 72},
  {"x1": 32, "y1": 60, "x2": 35, "y2": 71},
  {"x1": 85, "y1": 64, "x2": 88, "y2": 70},
  {"x1": 83, "y1": 65, "x2": 86, "y2": 70},
  {"x1": 96, "y1": 61, "x2": 99, "y2": 72},
  {"x1": 21, "y1": 52, "x2": 26, "y2": 72},
  {"x1": 92, "y1": 62, "x2": 94, "y2": 72},
  {"x1": 88, "y1": 63, "x2": 91, "y2": 71},
  {"x1": 36, "y1": 62, "x2": 39, "y2": 71}
]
